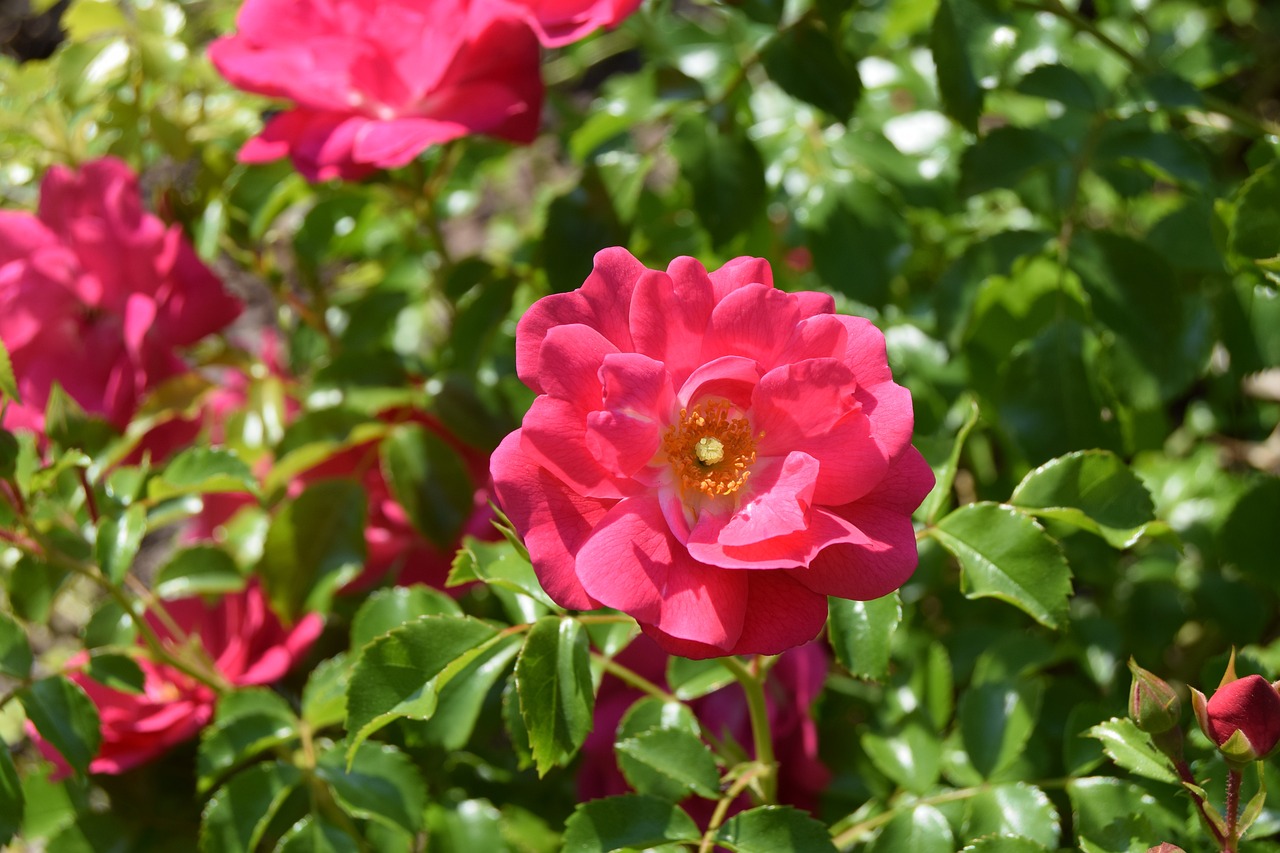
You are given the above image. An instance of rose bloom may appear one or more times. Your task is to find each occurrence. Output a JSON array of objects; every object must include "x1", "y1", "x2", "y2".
[
  {"x1": 0, "y1": 158, "x2": 240, "y2": 434},
  {"x1": 32, "y1": 583, "x2": 321, "y2": 777},
  {"x1": 491, "y1": 248, "x2": 933, "y2": 658},
  {"x1": 580, "y1": 636, "x2": 830, "y2": 815},
  {"x1": 503, "y1": 0, "x2": 644, "y2": 47},
  {"x1": 208, "y1": 0, "x2": 544, "y2": 182}
]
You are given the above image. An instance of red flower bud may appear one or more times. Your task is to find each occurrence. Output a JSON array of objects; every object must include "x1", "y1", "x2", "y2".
[{"x1": 1192, "y1": 673, "x2": 1280, "y2": 763}]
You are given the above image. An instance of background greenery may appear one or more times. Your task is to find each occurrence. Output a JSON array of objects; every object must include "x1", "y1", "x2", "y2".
[{"x1": 1, "y1": 0, "x2": 1279, "y2": 850}]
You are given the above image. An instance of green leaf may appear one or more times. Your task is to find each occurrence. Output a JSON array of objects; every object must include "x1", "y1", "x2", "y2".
[
  {"x1": 958, "y1": 681, "x2": 1042, "y2": 779},
  {"x1": 258, "y1": 479, "x2": 367, "y2": 622},
  {"x1": 1014, "y1": 64, "x2": 1100, "y2": 111},
  {"x1": 82, "y1": 654, "x2": 144, "y2": 695},
  {"x1": 715, "y1": 806, "x2": 839, "y2": 853},
  {"x1": 302, "y1": 654, "x2": 351, "y2": 730},
  {"x1": 930, "y1": 503, "x2": 1073, "y2": 628},
  {"x1": 0, "y1": 612, "x2": 33, "y2": 679},
  {"x1": 345, "y1": 615, "x2": 498, "y2": 757},
  {"x1": 671, "y1": 116, "x2": 767, "y2": 248},
  {"x1": 515, "y1": 616, "x2": 595, "y2": 776},
  {"x1": 276, "y1": 815, "x2": 359, "y2": 853},
  {"x1": 350, "y1": 585, "x2": 463, "y2": 651},
  {"x1": 0, "y1": 336, "x2": 19, "y2": 405},
  {"x1": 154, "y1": 546, "x2": 246, "y2": 600},
  {"x1": 760, "y1": 18, "x2": 861, "y2": 121},
  {"x1": 148, "y1": 447, "x2": 257, "y2": 501},
  {"x1": 197, "y1": 691, "x2": 299, "y2": 796},
  {"x1": 1085, "y1": 717, "x2": 1179, "y2": 784},
  {"x1": 0, "y1": 430, "x2": 16, "y2": 480},
  {"x1": 1010, "y1": 450, "x2": 1161, "y2": 548},
  {"x1": 616, "y1": 728, "x2": 721, "y2": 801},
  {"x1": 867, "y1": 804, "x2": 954, "y2": 853},
  {"x1": 63, "y1": 0, "x2": 127, "y2": 39},
  {"x1": 419, "y1": 633, "x2": 522, "y2": 750},
  {"x1": 0, "y1": 747, "x2": 22, "y2": 848},
  {"x1": 1228, "y1": 159, "x2": 1280, "y2": 264},
  {"x1": 199, "y1": 761, "x2": 303, "y2": 853},
  {"x1": 18, "y1": 677, "x2": 100, "y2": 776},
  {"x1": 961, "y1": 838, "x2": 1050, "y2": 853},
  {"x1": 93, "y1": 504, "x2": 146, "y2": 584},
  {"x1": 1094, "y1": 127, "x2": 1211, "y2": 187},
  {"x1": 962, "y1": 783, "x2": 1060, "y2": 848},
  {"x1": 617, "y1": 697, "x2": 703, "y2": 741},
  {"x1": 861, "y1": 717, "x2": 943, "y2": 793},
  {"x1": 561, "y1": 795, "x2": 700, "y2": 853},
  {"x1": 317, "y1": 742, "x2": 426, "y2": 835},
  {"x1": 448, "y1": 536, "x2": 556, "y2": 609},
  {"x1": 666, "y1": 656, "x2": 734, "y2": 701},
  {"x1": 425, "y1": 799, "x2": 504, "y2": 853},
  {"x1": 828, "y1": 593, "x2": 902, "y2": 681},
  {"x1": 43, "y1": 386, "x2": 115, "y2": 455},
  {"x1": 380, "y1": 423, "x2": 475, "y2": 550},
  {"x1": 960, "y1": 127, "x2": 1068, "y2": 196},
  {"x1": 930, "y1": 0, "x2": 985, "y2": 131}
]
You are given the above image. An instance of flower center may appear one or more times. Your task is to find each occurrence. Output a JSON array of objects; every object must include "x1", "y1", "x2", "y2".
[{"x1": 662, "y1": 400, "x2": 758, "y2": 497}]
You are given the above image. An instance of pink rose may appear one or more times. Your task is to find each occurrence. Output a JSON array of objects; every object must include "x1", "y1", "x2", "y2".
[
  {"x1": 580, "y1": 636, "x2": 830, "y2": 815},
  {"x1": 502, "y1": 0, "x2": 644, "y2": 47},
  {"x1": 0, "y1": 158, "x2": 240, "y2": 434},
  {"x1": 1192, "y1": 673, "x2": 1280, "y2": 762},
  {"x1": 208, "y1": 0, "x2": 544, "y2": 182},
  {"x1": 491, "y1": 248, "x2": 934, "y2": 658},
  {"x1": 32, "y1": 583, "x2": 321, "y2": 776}
]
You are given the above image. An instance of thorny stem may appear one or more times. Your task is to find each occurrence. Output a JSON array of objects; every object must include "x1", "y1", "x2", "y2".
[
  {"x1": 1175, "y1": 759, "x2": 1228, "y2": 849},
  {"x1": 718, "y1": 655, "x2": 777, "y2": 805},
  {"x1": 1225, "y1": 768, "x2": 1243, "y2": 852}
]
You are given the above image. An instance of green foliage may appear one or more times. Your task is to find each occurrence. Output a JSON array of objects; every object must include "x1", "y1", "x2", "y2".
[{"x1": 515, "y1": 616, "x2": 594, "y2": 776}]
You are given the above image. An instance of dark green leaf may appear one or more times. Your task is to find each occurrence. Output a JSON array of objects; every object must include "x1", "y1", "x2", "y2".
[
  {"x1": 345, "y1": 614, "x2": 498, "y2": 756},
  {"x1": 931, "y1": 503, "x2": 1073, "y2": 628},
  {"x1": 958, "y1": 681, "x2": 1041, "y2": 779},
  {"x1": 317, "y1": 742, "x2": 426, "y2": 835},
  {"x1": 1010, "y1": 450, "x2": 1160, "y2": 548},
  {"x1": 760, "y1": 19, "x2": 861, "y2": 121},
  {"x1": 962, "y1": 783, "x2": 1059, "y2": 847},
  {"x1": 931, "y1": 0, "x2": 985, "y2": 131},
  {"x1": 148, "y1": 447, "x2": 257, "y2": 501},
  {"x1": 1085, "y1": 717, "x2": 1179, "y2": 784},
  {"x1": 380, "y1": 423, "x2": 475, "y2": 550},
  {"x1": 542, "y1": 166, "x2": 630, "y2": 293},
  {"x1": 672, "y1": 116, "x2": 767, "y2": 248},
  {"x1": 154, "y1": 546, "x2": 246, "y2": 599},
  {"x1": 199, "y1": 761, "x2": 303, "y2": 853},
  {"x1": 19, "y1": 677, "x2": 100, "y2": 776},
  {"x1": 961, "y1": 838, "x2": 1050, "y2": 853},
  {"x1": 561, "y1": 795, "x2": 700, "y2": 853},
  {"x1": 82, "y1": 654, "x2": 145, "y2": 695},
  {"x1": 862, "y1": 717, "x2": 943, "y2": 793},
  {"x1": 1095, "y1": 127, "x2": 1211, "y2": 187},
  {"x1": 515, "y1": 616, "x2": 594, "y2": 776},
  {"x1": 0, "y1": 611, "x2": 32, "y2": 678},
  {"x1": 424, "y1": 799, "x2": 504, "y2": 853},
  {"x1": 828, "y1": 593, "x2": 901, "y2": 681},
  {"x1": 616, "y1": 728, "x2": 721, "y2": 801},
  {"x1": 258, "y1": 479, "x2": 367, "y2": 622},
  {"x1": 1229, "y1": 159, "x2": 1280, "y2": 265},
  {"x1": 715, "y1": 806, "x2": 838, "y2": 853},
  {"x1": 0, "y1": 747, "x2": 22, "y2": 848},
  {"x1": 960, "y1": 127, "x2": 1068, "y2": 196},
  {"x1": 276, "y1": 815, "x2": 359, "y2": 853},
  {"x1": 867, "y1": 805, "x2": 954, "y2": 853},
  {"x1": 198, "y1": 690, "x2": 298, "y2": 796},
  {"x1": 1015, "y1": 64, "x2": 1100, "y2": 111},
  {"x1": 0, "y1": 429, "x2": 16, "y2": 479},
  {"x1": 420, "y1": 633, "x2": 522, "y2": 750},
  {"x1": 93, "y1": 504, "x2": 146, "y2": 584},
  {"x1": 1221, "y1": 476, "x2": 1280, "y2": 586},
  {"x1": 43, "y1": 385, "x2": 115, "y2": 455},
  {"x1": 350, "y1": 585, "x2": 463, "y2": 651}
]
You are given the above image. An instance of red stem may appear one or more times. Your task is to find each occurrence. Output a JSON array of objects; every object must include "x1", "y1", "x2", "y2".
[{"x1": 1225, "y1": 768, "x2": 1242, "y2": 852}]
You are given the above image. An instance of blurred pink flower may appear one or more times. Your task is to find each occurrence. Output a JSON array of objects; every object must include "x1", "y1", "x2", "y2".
[
  {"x1": 491, "y1": 248, "x2": 934, "y2": 658},
  {"x1": 503, "y1": 0, "x2": 644, "y2": 47},
  {"x1": 208, "y1": 0, "x2": 544, "y2": 182},
  {"x1": 0, "y1": 158, "x2": 240, "y2": 434},
  {"x1": 32, "y1": 583, "x2": 321, "y2": 777},
  {"x1": 580, "y1": 636, "x2": 830, "y2": 815}
]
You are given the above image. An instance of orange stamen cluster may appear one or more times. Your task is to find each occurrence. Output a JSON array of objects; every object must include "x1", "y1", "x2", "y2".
[{"x1": 662, "y1": 400, "x2": 759, "y2": 497}]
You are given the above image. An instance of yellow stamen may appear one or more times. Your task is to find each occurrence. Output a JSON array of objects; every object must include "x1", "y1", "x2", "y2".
[{"x1": 662, "y1": 400, "x2": 759, "y2": 497}]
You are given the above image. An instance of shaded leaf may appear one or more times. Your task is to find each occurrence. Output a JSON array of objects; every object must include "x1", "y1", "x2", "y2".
[
  {"x1": 562, "y1": 796, "x2": 700, "y2": 852},
  {"x1": 672, "y1": 116, "x2": 766, "y2": 248},
  {"x1": 515, "y1": 617, "x2": 594, "y2": 776},
  {"x1": 616, "y1": 728, "x2": 721, "y2": 801},
  {"x1": 867, "y1": 804, "x2": 954, "y2": 853},
  {"x1": 350, "y1": 585, "x2": 463, "y2": 651},
  {"x1": 760, "y1": 18, "x2": 861, "y2": 121},
  {"x1": 715, "y1": 806, "x2": 838, "y2": 853},
  {"x1": 317, "y1": 742, "x2": 426, "y2": 835},
  {"x1": 0, "y1": 612, "x2": 33, "y2": 679},
  {"x1": 199, "y1": 761, "x2": 303, "y2": 853},
  {"x1": 19, "y1": 677, "x2": 100, "y2": 776},
  {"x1": 380, "y1": 423, "x2": 475, "y2": 550},
  {"x1": 959, "y1": 681, "x2": 1042, "y2": 779}
]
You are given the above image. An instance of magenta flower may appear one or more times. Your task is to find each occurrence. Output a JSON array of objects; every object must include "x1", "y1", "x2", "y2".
[
  {"x1": 490, "y1": 248, "x2": 934, "y2": 658},
  {"x1": 32, "y1": 584, "x2": 321, "y2": 777},
  {"x1": 503, "y1": 0, "x2": 645, "y2": 47},
  {"x1": 0, "y1": 158, "x2": 240, "y2": 434},
  {"x1": 208, "y1": 0, "x2": 544, "y2": 182}
]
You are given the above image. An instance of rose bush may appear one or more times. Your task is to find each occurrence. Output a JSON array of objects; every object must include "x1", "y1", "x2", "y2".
[
  {"x1": 31, "y1": 584, "x2": 321, "y2": 777},
  {"x1": 209, "y1": 0, "x2": 544, "y2": 181},
  {"x1": 491, "y1": 248, "x2": 934, "y2": 658},
  {"x1": 503, "y1": 0, "x2": 644, "y2": 47},
  {"x1": 0, "y1": 157, "x2": 239, "y2": 434}
]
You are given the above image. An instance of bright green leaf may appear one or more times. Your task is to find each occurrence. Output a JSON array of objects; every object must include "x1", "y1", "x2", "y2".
[
  {"x1": 198, "y1": 691, "x2": 298, "y2": 796},
  {"x1": 276, "y1": 815, "x2": 360, "y2": 853},
  {"x1": 958, "y1": 681, "x2": 1042, "y2": 779},
  {"x1": 561, "y1": 795, "x2": 700, "y2": 853},
  {"x1": 931, "y1": 503, "x2": 1073, "y2": 628},
  {"x1": 616, "y1": 728, "x2": 721, "y2": 801},
  {"x1": 1085, "y1": 717, "x2": 1179, "y2": 784},
  {"x1": 93, "y1": 504, "x2": 145, "y2": 584},
  {"x1": 962, "y1": 783, "x2": 1060, "y2": 848},
  {"x1": 667, "y1": 656, "x2": 734, "y2": 701},
  {"x1": 515, "y1": 616, "x2": 594, "y2": 776},
  {"x1": 350, "y1": 585, "x2": 463, "y2": 651},
  {"x1": 1010, "y1": 450, "x2": 1160, "y2": 548},
  {"x1": 420, "y1": 633, "x2": 522, "y2": 750},
  {"x1": 448, "y1": 536, "x2": 556, "y2": 609},
  {"x1": 148, "y1": 447, "x2": 257, "y2": 501},
  {"x1": 317, "y1": 742, "x2": 426, "y2": 835},
  {"x1": 154, "y1": 546, "x2": 246, "y2": 600},
  {"x1": 828, "y1": 593, "x2": 901, "y2": 681},
  {"x1": 867, "y1": 804, "x2": 954, "y2": 853},
  {"x1": 715, "y1": 806, "x2": 839, "y2": 853},
  {"x1": 862, "y1": 717, "x2": 943, "y2": 793}
]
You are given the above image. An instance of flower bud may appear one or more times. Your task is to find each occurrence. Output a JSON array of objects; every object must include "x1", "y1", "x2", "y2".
[
  {"x1": 1128, "y1": 658, "x2": 1182, "y2": 734},
  {"x1": 1191, "y1": 655, "x2": 1280, "y2": 765}
]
